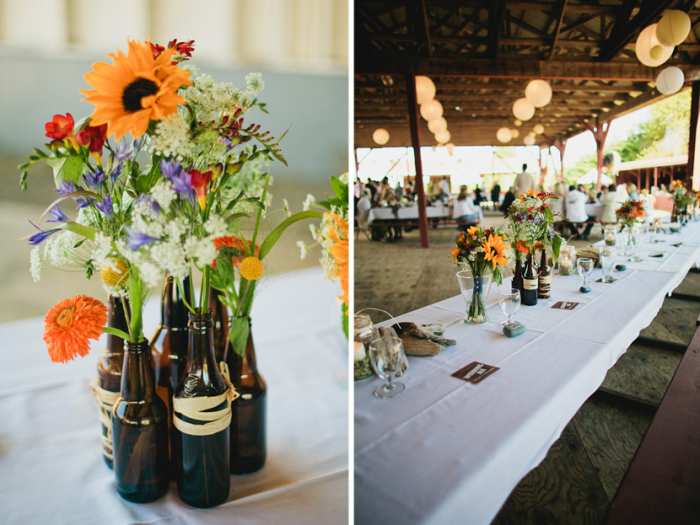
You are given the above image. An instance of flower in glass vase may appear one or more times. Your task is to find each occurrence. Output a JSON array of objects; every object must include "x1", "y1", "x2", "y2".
[{"x1": 615, "y1": 199, "x2": 645, "y2": 229}]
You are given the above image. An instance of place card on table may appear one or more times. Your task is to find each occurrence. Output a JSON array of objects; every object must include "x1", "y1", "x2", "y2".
[
  {"x1": 452, "y1": 362, "x2": 499, "y2": 384},
  {"x1": 551, "y1": 301, "x2": 580, "y2": 310},
  {"x1": 649, "y1": 252, "x2": 666, "y2": 258},
  {"x1": 595, "y1": 278, "x2": 617, "y2": 283}
]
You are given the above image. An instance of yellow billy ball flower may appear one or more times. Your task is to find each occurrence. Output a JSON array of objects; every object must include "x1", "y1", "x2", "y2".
[
  {"x1": 240, "y1": 256, "x2": 263, "y2": 281},
  {"x1": 100, "y1": 258, "x2": 129, "y2": 287}
]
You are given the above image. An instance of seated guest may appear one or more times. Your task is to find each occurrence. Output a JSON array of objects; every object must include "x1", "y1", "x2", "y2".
[
  {"x1": 600, "y1": 184, "x2": 619, "y2": 224},
  {"x1": 565, "y1": 184, "x2": 594, "y2": 240},
  {"x1": 627, "y1": 182, "x2": 639, "y2": 200},
  {"x1": 551, "y1": 182, "x2": 577, "y2": 237},
  {"x1": 453, "y1": 186, "x2": 480, "y2": 229},
  {"x1": 499, "y1": 186, "x2": 516, "y2": 215}
]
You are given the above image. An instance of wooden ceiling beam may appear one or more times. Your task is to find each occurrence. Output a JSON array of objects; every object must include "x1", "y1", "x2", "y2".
[
  {"x1": 506, "y1": 2, "x2": 621, "y2": 15},
  {"x1": 548, "y1": 0, "x2": 569, "y2": 61}
]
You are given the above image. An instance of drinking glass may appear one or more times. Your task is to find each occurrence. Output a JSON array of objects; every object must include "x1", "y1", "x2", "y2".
[
  {"x1": 629, "y1": 226, "x2": 646, "y2": 262},
  {"x1": 600, "y1": 249, "x2": 615, "y2": 283},
  {"x1": 499, "y1": 289, "x2": 521, "y2": 326},
  {"x1": 368, "y1": 336, "x2": 406, "y2": 399},
  {"x1": 577, "y1": 257, "x2": 594, "y2": 286}
]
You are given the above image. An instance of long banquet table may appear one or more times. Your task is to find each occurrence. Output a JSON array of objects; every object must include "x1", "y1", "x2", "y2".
[
  {"x1": 354, "y1": 221, "x2": 700, "y2": 525},
  {"x1": 0, "y1": 268, "x2": 348, "y2": 525}
]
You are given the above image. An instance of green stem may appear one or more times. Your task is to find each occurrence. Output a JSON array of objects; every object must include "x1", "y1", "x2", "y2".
[
  {"x1": 188, "y1": 263, "x2": 195, "y2": 311},
  {"x1": 203, "y1": 265, "x2": 211, "y2": 314},
  {"x1": 176, "y1": 277, "x2": 196, "y2": 314},
  {"x1": 120, "y1": 295, "x2": 133, "y2": 342},
  {"x1": 250, "y1": 169, "x2": 270, "y2": 253}
]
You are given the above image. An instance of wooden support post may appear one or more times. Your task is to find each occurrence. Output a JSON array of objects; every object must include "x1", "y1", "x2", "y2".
[
  {"x1": 645, "y1": 169, "x2": 650, "y2": 191},
  {"x1": 688, "y1": 81, "x2": 700, "y2": 191},
  {"x1": 406, "y1": 74, "x2": 430, "y2": 248},
  {"x1": 577, "y1": 115, "x2": 610, "y2": 192},
  {"x1": 654, "y1": 166, "x2": 658, "y2": 188}
]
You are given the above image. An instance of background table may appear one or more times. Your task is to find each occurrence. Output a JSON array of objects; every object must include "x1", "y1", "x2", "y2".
[
  {"x1": 368, "y1": 205, "x2": 450, "y2": 223},
  {"x1": 0, "y1": 268, "x2": 348, "y2": 525},
  {"x1": 355, "y1": 221, "x2": 700, "y2": 525}
]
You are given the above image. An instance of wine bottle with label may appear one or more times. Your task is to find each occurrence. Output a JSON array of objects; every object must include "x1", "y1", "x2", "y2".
[
  {"x1": 522, "y1": 253, "x2": 538, "y2": 306},
  {"x1": 538, "y1": 248, "x2": 551, "y2": 299}
]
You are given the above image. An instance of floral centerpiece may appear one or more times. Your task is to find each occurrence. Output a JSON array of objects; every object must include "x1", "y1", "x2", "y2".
[
  {"x1": 615, "y1": 199, "x2": 645, "y2": 229},
  {"x1": 506, "y1": 189, "x2": 563, "y2": 259},
  {"x1": 451, "y1": 226, "x2": 510, "y2": 324},
  {"x1": 670, "y1": 180, "x2": 694, "y2": 223}
]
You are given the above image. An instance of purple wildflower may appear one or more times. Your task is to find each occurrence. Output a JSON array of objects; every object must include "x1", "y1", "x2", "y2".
[
  {"x1": 83, "y1": 168, "x2": 106, "y2": 191},
  {"x1": 160, "y1": 160, "x2": 181, "y2": 180},
  {"x1": 27, "y1": 221, "x2": 60, "y2": 246},
  {"x1": 56, "y1": 180, "x2": 76, "y2": 195},
  {"x1": 96, "y1": 196, "x2": 113, "y2": 217},
  {"x1": 110, "y1": 164, "x2": 123, "y2": 187},
  {"x1": 171, "y1": 170, "x2": 194, "y2": 196},
  {"x1": 125, "y1": 227, "x2": 160, "y2": 250},
  {"x1": 76, "y1": 196, "x2": 96, "y2": 209},
  {"x1": 115, "y1": 142, "x2": 135, "y2": 163},
  {"x1": 136, "y1": 194, "x2": 161, "y2": 215},
  {"x1": 47, "y1": 205, "x2": 70, "y2": 223}
]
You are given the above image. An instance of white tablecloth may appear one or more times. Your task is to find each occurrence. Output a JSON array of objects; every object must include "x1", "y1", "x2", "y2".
[
  {"x1": 368, "y1": 205, "x2": 450, "y2": 223},
  {"x1": 0, "y1": 268, "x2": 348, "y2": 525},
  {"x1": 355, "y1": 224, "x2": 700, "y2": 525}
]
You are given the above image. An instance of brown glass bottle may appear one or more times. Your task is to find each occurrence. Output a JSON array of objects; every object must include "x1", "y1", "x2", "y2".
[
  {"x1": 112, "y1": 340, "x2": 169, "y2": 503},
  {"x1": 538, "y1": 248, "x2": 551, "y2": 299},
  {"x1": 96, "y1": 295, "x2": 129, "y2": 469},
  {"x1": 208, "y1": 287, "x2": 229, "y2": 364},
  {"x1": 225, "y1": 317, "x2": 267, "y2": 474},
  {"x1": 512, "y1": 256, "x2": 524, "y2": 296},
  {"x1": 522, "y1": 253, "x2": 539, "y2": 306},
  {"x1": 173, "y1": 310, "x2": 231, "y2": 508}
]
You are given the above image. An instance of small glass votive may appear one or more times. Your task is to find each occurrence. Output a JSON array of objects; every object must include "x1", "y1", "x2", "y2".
[
  {"x1": 600, "y1": 248, "x2": 615, "y2": 283},
  {"x1": 558, "y1": 246, "x2": 576, "y2": 276}
]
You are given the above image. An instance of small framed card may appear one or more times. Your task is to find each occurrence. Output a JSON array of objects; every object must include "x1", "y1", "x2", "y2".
[
  {"x1": 649, "y1": 252, "x2": 665, "y2": 258},
  {"x1": 595, "y1": 278, "x2": 617, "y2": 283},
  {"x1": 552, "y1": 301, "x2": 579, "y2": 310},
  {"x1": 452, "y1": 362, "x2": 499, "y2": 384}
]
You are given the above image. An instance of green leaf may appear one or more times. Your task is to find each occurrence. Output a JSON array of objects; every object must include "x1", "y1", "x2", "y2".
[
  {"x1": 48, "y1": 156, "x2": 84, "y2": 187},
  {"x1": 38, "y1": 190, "x2": 100, "y2": 224},
  {"x1": 551, "y1": 234, "x2": 562, "y2": 261},
  {"x1": 330, "y1": 176, "x2": 349, "y2": 203},
  {"x1": 342, "y1": 303, "x2": 348, "y2": 339},
  {"x1": 258, "y1": 210, "x2": 322, "y2": 260},
  {"x1": 229, "y1": 316, "x2": 250, "y2": 356},
  {"x1": 61, "y1": 222, "x2": 98, "y2": 241},
  {"x1": 103, "y1": 326, "x2": 130, "y2": 341}
]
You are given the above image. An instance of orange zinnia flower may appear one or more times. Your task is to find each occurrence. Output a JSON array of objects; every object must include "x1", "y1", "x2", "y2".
[
  {"x1": 43, "y1": 295, "x2": 108, "y2": 363},
  {"x1": 214, "y1": 235, "x2": 259, "y2": 267},
  {"x1": 451, "y1": 246, "x2": 461, "y2": 261},
  {"x1": 516, "y1": 240, "x2": 529, "y2": 255},
  {"x1": 327, "y1": 212, "x2": 349, "y2": 308}
]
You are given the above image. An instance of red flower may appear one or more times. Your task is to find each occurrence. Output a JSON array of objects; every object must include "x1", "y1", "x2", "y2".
[
  {"x1": 190, "y1": 169, "x2": 212, "y2": 210},
  {"x1": 168, "y1": 39, "x2": 195, "y2": 59},
  {"x1": 77, "y1": 124, "x2": 108, "y2": 161},
  {"x1": 45, "y1": 114, "x2": 79, "y2": 149},
  {"x1": 149, "y1": 42, "x2": 165, "y2": 59}
]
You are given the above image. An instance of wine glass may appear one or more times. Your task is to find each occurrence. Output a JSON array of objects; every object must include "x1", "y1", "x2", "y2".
[
  {"x1": 499, "y1": 289, "x2": 521, "y2": 326},
  {"x1": 577, "y1": 257, "x2": 594, "y2": 287},
  {"x1": 368, "y1": 336, "x2": 406, "y2": 399}
]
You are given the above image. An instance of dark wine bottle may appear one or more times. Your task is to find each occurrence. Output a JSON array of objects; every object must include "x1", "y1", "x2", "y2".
[
  {"x1": 225, "y1": 317, "x2": 267, "y2": 474},
  {"x1": 112, "y1": 340, "x2": 170, "y2": 503},
  {"x1": 537, "y1": 248, "x2": 551, "y2": 299},
  {"x1": 512, "y1": 256, "x2": 524, "y2": 295},
  {"x1": 522, "y1": 253, "x2": 538, "y2": 306},
  {"x1": 208, "y1": 288, "x2": 229, "y2": 364}
]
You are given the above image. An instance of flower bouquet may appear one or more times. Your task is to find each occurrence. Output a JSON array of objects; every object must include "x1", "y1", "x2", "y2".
[
  {"x1": 451, "y1": 226, "x2": 510, "y2": 324},
  {"x1": 670, "y1": 180, "x2": 694, "y2": 224},
  {"x1": 506, "y1": 189, "x2": 563, "y2": 259},
  {"x1": 615, "y1": 199, "x2": 645, "y2": 229}
]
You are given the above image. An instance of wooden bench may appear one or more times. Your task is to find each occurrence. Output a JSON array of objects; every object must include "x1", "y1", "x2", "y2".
[
  {"x1": 368, "y1": 218, "x2": 480, "y2": 237},
  {"x1": 603, "y1": 325, "x2": 700, "y2": 524}
]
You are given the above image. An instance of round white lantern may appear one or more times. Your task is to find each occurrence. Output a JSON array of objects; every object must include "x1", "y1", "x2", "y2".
[
  {"x1": 445, "y1": 143, "x2": 455, "y2": 155},
  {"x1": 656, "y1": 10, "x2": 691, "y2": 47},
  {"x1": 435, "y1": 130, "x2": 451, "y2": 144},
  {"x1": 636, "y1": 24, "x2": 674, "y2": 67},
  {"x1": 533, "y1": 124, "x2": 545, "y2": 135},
  {"x1": 525, "y1": 79, "x2": 553, "y2": 108},
  {"x1": 513, "y1": 98, "x2": 535, "y2": 121},
  {"x1": 523, "y1": 135, "x2": 536, "y2": 145},
  {"x1": 510, "y1": 129, "x2": 520, "y2": 139},
  {"x1": 372, "y1": 128, "x2": 390, "y2": 145},
  {"x1": 415, "y1": 76, "x2": 436, "y2": 105},
  {"x1": 420, "y1": 99, "x2": 443, "y2": 121},
  {"x1": 514, "y1": 119, "x2": 523, "y2": 127},
  {"x1": 497, "y1": 127, "x2": 513, "y2": 143},
  {"x1": 656, "y1": 66, "x2": 685, "y2": 95},
  {"x1": 428, "y1": 117, "x2": 448, "y2": 134}
]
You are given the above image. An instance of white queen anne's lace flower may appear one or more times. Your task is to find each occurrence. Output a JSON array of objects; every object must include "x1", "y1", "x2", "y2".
[
  {"x1": 151, "y1": 113, "x2": 194, "y2": 160},
  {"x1": 30, "y1": 246, "x2": 42, "y2": 282}
]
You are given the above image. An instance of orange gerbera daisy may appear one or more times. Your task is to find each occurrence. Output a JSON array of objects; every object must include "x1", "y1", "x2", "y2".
[
  {"x1": 515, "y1": 240, "x2": 529, "y2": 255},
  {"x1": 214, "y1": 235, "x2": 260, "y2": 267},
  {"x1": 326, "y1": 213, "x2": 349, "y2": 308},
  {"x1": 81, "y1": 39, "x2": 192, "y2": 140},
  {"x1": 43, "y1": 295, "x2": 108, "y2": 363},
  {"x1": 483, "y1": 234, "x2": 509, "y2": 269}
]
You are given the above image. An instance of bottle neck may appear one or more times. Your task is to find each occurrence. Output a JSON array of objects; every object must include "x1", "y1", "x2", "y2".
[
  {"x1": 160, "y1": 275, "x2": 191, "y2": 330},
  {"x1": 540, "y1": 249, "x2": 548, "y2": 268},
  {"x1": 226, "y1": 316, "x2": 258, "y2": 370},
  {"x1": 185, "y1": 310, "x2": 220, "y2": 374},
  {"x1": 107, "y1": 295, "x2": 129, "y2": 355},
  {"x1": 120, "y1": 340, "x2": 156, "y2": 401}
]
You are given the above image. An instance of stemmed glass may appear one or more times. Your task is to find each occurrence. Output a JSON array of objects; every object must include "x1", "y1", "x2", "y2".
[
  {"x1": 499, "y1": 289, "x2": 521, "y2": 326},
  {"x1": 577, "y1": 257, "x2": 594, "y2": 287},
  {"x1": 368, "y1": 336, "x2": 406, "y2": 399}
]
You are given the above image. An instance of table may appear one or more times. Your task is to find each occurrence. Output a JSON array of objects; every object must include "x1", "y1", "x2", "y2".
[
  {"x1": 0, "y1": 268, "x2": 348, "y2": 525},
  {"x1": 368, "y1": 205, "x2": 450, "y2": 223},
  {"x1": 354, "y1": 222, "x2": 700, "y2": 525}
]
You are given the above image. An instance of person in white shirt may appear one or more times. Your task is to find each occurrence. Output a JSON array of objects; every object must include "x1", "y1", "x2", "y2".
[
  {"x1": 565, "y1": 185, "x2": 594, "y2": 239},
  {"x1": 356, "y1": 190, "x2": 372, "y2": 240},
  {"x1": 600, "y1": 184, "x2": 619, "y2": 224},
  {"x1": 453, "y1": 186, "x2": 480, "y2": 229},
  {"x1": 514, "y1": 163, "x2": 536, "y2": 197},
  {"x1": 439, "y1": 176, "x2": 451, "y2": 197}
]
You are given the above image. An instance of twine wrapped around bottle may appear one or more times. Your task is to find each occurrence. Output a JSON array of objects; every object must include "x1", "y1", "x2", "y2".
[
  {"x1": 172, "y1": 362, "x2": 240, "y2": 436},
  {"x1": 90, "y1": 377, "x2": 120, "y2": 461}
]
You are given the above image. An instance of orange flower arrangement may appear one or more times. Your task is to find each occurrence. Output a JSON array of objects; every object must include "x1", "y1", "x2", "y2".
[
  {"x1": 483, "y1": 234, "x2": 509, "y2": 269},
  {"x1": 214, "y1": 235, "x2": 259, "y2": 267},
  {"x1": 326, "y1": 212, "x2": 349, "y2": 308},
  {"x1": 43, "y1": 295, "x2": 108, "y2": 363},
  {"x1": 515, "y1": 240, "x2": 529, "y2": 255}
]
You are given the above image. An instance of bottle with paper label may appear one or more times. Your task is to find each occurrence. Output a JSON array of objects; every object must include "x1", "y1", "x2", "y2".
[
  {"x1": 522, "y1": 252, "x2": 538, "y2": 306},
  {"x1": 538, "y1": 248, "x2": 551, "y2": 299}
]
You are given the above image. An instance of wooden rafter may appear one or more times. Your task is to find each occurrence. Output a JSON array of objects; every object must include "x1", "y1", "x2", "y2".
[
  {"x1": 488, "y1": 0, "x2": 506, "y2": 59},
  {"x1": 548, "y1": 0, "x2": 569, "y2": 61}
]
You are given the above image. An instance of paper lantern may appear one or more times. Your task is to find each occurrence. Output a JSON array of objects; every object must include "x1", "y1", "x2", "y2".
[
  {"x1": 372, "y1": 128, "x2": 390, "y2": 145},
  {"x1": 533, "y1": 124, "x2": 545, "y2": 135},
  {"x1": 428, "y1": 117, "x2": 448, "y2": 134},
  {"x1": 528, "y1": 131, "x2": 536, "y2": 137},
  {"x1": 510, "y1": 129, "x2": 520, "y2": 139},
  {"x1": 497, "y1": 127, "x2": 512, "y2": 143},
  {"x1": 635, "y1": 24, "x2": 674, "y2": 67},
  {"x1": 415, "y1": 76, "x2": 436, "y2": 105},
  {"x1": 656, "y1": 10, "x2": 691, "y2": 47},
  {"x1": 435, "y1": 130, "x2": 451, "y2": 144},
  {"x1": 525, "y1": 80, "x2": 552, "y2": 108},
  {"x1": 513, "y1": 98, "x2": 535, "y2": 121},
  {"x1": 420, "y1": 99, "x2": 443, "y2": 121},
  {"x1": 523, "y1": 135, "x2": 536, "y2": 145},
  {"x1": 514, "y1": 119, "x2": 523, "y2": 127},
  {"x1": 445, "y1": 143, "x2": 455, "y2": 155},
  {"x1": 656, "y1": 66, "x2": 685, "y2": 95}
]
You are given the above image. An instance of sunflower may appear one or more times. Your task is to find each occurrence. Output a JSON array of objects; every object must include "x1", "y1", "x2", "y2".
[
  {"x1": 43, "y1": 296, "x2": 108, "y2": 363},
  {"x1": 466, "y1": 226, "x2": 479, "y2": 237},
  {"x1": 81, "y1": 39, "x2": 192, "y2": 141},
  {"x1": 483, "y1": 234, "x2": 509, "y2": 269}
]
